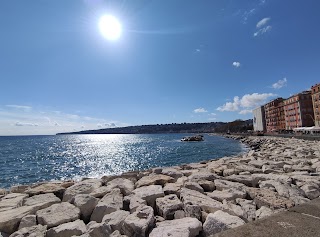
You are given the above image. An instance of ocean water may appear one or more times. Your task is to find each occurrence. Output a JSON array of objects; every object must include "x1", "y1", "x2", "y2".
[{"x1": 0, "y1": 134, "x2": 246, "y2": 189}]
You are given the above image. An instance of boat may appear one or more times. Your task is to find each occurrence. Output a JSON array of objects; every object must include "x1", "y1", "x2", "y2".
[{"x1": 181, "y1": 135, "x2": 204, "y2": 142}]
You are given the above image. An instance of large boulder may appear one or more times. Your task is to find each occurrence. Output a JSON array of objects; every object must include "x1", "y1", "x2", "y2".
[
  {"x1": 46, "y1": 219, "x2": 86, "y2": 237},
  {"x1": 149, "y1": 217, "x2": 202, "y2": 237},
  {"x1": 224, "y1": 175, "x2": 255, "y2": 187},
  {"x1": 179, "y1": 188, "x2": 223, "y2": 213},
  {"x1": 0, "y1": 193, "x2": 28, "y2": 212},
  {"x1": 161, "y1": 168, "x2": 183, "y2": 180},
  {"x1": 0, "y1": 206, "x2": 35, "y2": 234},
  {"x1": 188, "y1": 172, "x2": 219, "y2": 182},
  {"x1": 36, "y1": 202, "x2": 80, "y2": 228},
  {"x1": 86, "y1": 221, "x2": 112, "y2": 237},
  {"x1": 63, "y1": 179, "x2": 102, "y2": 202},
  {"x1": 127, "y1": 195, "x2": 147, "y2": 213},
  {"x1": 135, "y1": 174, "x2": 174, "y2": 188},
  {"x1": 300, "y1": 183, "x2": 320, "y2": 200},
  {"x1": 132, "y1": 185, "x2": 164, "y2": 209},
  {"x1": 183, "y1": 182, "x2": 204, "y2": 193},
  {"x1": 90, "y1": 186, "x2": 112, "y2": 198},
  {"x1": 122, "y1": 205, "x2": 155, "y2": 237},
  {"x1": 18, "y1": 215, "x2": 37, "y2": 230},
  {"x1": 102, "y1": 210, "x2": 130, "y2": 233},
  {"x1": 236, "y1": 198, "x2": 256, "y2": 221},
  {"x1": 107, "y1": 178, "x2": 135, "y2": 196},
  {"x1": 163, "y1": 183, "x2": 183, "y2": 197},
  {"x1": 247, "y1": 188, "x2": 295, "y2": 209},
  {"x1": 202, "y1": 210, "x2": 245, "y2": 236},
  {"x1": 73, "y1": 194, "x2": 99, "y2": 223},
  {"x1": 23, "y1": 193, "x2": 61, "y2": 211},
  {"x1": 214, "y1": 179, "x2": 246, "y2": 191},
  {"x1": 25, "y1": 183, "x2": 66, "y2": 198},
  {"x1": 207, "y1": 189, "x2": 246, "y2": 202},
  {"x1": 91, "y1": 188, "x2": 123, "y2": 222},
  {"x1": 9, "y1": 225, "x2": 47, "y2": 237},
  {"x1": 156, "y1": 194, "x2": 183, "y2": 220}
]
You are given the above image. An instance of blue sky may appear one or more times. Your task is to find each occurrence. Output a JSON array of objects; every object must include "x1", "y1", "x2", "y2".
[{"x1": 1, "y1": 0, "x2": 320, "y2": 135}]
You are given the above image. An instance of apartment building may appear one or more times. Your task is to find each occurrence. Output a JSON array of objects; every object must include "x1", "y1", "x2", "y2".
[
  {"x1": 264, "y1": 98, "x2": 285, "y2": 132},
  {"x1": 311, "y1": 83, "x2": 320, "y2": 127},
  {"x1": 283, "y1": 91, "x2": 314, "y2": 130},
  {"x1": 253, "y1": 106, "x2": 266, "y2": 132}
]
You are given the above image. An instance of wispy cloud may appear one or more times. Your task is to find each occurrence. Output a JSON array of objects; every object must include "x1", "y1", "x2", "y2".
[
  {"x1": 242, "y1": 8, "x2": 256, "y2": 24},
  {"x1": 6, "y1": 105, "x2": 32, "y2": 111},
  {"x1": 194, "y1": 108, "x2": 208, "y2": 113},
  {"x1": 272, "y1": 78, "x2": 287, "y2": 89},
  {"x1": 217, "y1": 93, "x2": 276, "y2": 114},
  {"x1": 15, "y1": 122, "x2": 38, "y2": 126},
  {"x1": 239, "y1": 109, "x2": 253, "y2": 115},
  {"x1": 232, "y1": 62, "x2": 241, "y2": 68},
  {"x1": 254, "y1": 17, "x2": 272, "y2": 37},
  {"x1": 256, "y1": 17, "x2": 270, "y2": 28}
]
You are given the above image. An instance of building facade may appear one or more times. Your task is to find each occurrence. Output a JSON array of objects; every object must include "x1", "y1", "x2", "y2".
[
  {"x1": 311, "y1": 83, "x2": 320, "y2": 127},
  {"x1": 253, "y1": 106, "x2": 266, "y2": 132},
  {"x1": 283, "y1": 91, "x2": 314, "y2": 130},
  {"x1": 264, "y1": 98, "x2": 285, "y2": 133}
]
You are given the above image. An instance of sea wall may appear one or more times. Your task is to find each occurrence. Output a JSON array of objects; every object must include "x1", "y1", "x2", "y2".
[{"x1": 1, "y1": 135, "x2": 320, "y2": 236}]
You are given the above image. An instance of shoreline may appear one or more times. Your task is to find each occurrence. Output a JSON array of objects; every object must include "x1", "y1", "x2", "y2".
[{"x1": 1, "y1": 135, "x2": 320, "y2": 236}]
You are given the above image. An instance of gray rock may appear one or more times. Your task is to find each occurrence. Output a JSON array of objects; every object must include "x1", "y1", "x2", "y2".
[
  {"x1": 236, "y1": 198, "x2": 256, "y2": 221},
  {"x1": 87, "y1": 221, "x2": 112, "y2": 237},
  {"x1": 90, "y1": 186, "x2": 112, "y2": 198},
  {"x1": 110, "y1": 230, "x2": 128, "y2": 237},
  {"x1": 300, "y1": 183, "x2": 320, "y2": 200},
  {"x1": 91, "y1": 188, "x2": 123, "y2": 222},
  {"x1": 183, "y1": 182, "x2": 204, "y2": 193},
  {"x1": 46, "y1": 219, "x2": 86, "y2": 237},
  {"x1": 0, "y1": 206, "x2": 35, "y2": 234},
  {"x1": 149, "y1": 217, "x2": 202, "y2": 237},
  {"x1": 122, "y1": 205, "x2": 155, "y2": 237},
  {"x1": 174, "y1": 210, "x2": 186, "y2": 219},
  {"x1": 18, "y1": 215, "x2": 37, "y2": 230},
  {"x1": 197, "y1": 180, "x2": 215, "y2": 192},
  {"x1": 161, "y1": 168, "x2": 183, "y2": 180},
  {"x1": 156, "y1": 194, "x2": 183, "y2": 220},
  {"x1": 107, "y1": 178, "x2": 135, "y2": 196},
  {"x1": 224, "y1": 175, "x2": 255, "y2": 187},
  {"x1": 163, "y1": 183, "x2": 182, "y2": 197},
  {"x1": 128, "y1": 195, "x2": 147, "y2": 213},
  {"x1": 247, "y1": 188, "x2": 294, "y2": 209},
  {"x1": 23, "y1": 193, "x2": 61, "y2": 211},
  {"x1": 10, "y1": 186, "x2": 29, "y2": 194},
  {"x1": 255, "y1": 206, "x2": 275, "y2": 219},
  {"x1": 72, "y1": 194, "x2": 98, "y2": 223},
  {"x1": 36, "y1": 202, "x2": 80, "y2": 228},
  {"x1": 0, "y1": 193, "x2": 28, "y2": 212},
  {"x1": 184, "y1": 204, "x2": 201, "y2": 220},
  {"x1": 135, "y1": 174, "x2": 174, "y2": 188},
  {"x1": 188, "y1": 172, "x2": 219, "y2": 182},
  {"x1": 202, "y1": 210, "x2": 245, "y2": 236},
  {"x1": 63, "y1": 179, "x2": 102, "y2": 202},
  {"x1": 9, "y1": 225, "x2": 46, "y2": 237},
  {"x1": 223, "y1": 169, "x2": 238, "y2": 177},
  {"x1": 222, "y1": 200, "x2": 246, "y2": 221},
  {"x1": 132, "y1": 185, "x2": 164, "y2": 209},
  {"x1": 214, "y1": 179, "x2": 246, "y2": 191},
  {"x1": 180, "y1": 188, "x2": 223, "y2": 213},
  {"x1": 25, "y1": 183, "x2": 66, "y2": 198},
  {"x1": 102, "y1": 210, "x2": 130, "y2": 232},
  {"x1": 207, "y1": 189, "x2": 246, "y2": 202}
]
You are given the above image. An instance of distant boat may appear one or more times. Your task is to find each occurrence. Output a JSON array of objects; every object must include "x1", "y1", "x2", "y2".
[{"x1": 181, "y1": 135, "x2": 204, "y2": 142}]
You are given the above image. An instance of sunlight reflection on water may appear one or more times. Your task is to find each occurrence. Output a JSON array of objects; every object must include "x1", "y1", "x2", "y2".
[{"x1": 0, "y1": 134, "x2": 246, "y2": 188}]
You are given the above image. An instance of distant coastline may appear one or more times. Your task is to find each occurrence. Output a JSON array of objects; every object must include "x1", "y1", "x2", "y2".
[{"x1": 56, "y1": 119, "x2": 253, "y2": 135}]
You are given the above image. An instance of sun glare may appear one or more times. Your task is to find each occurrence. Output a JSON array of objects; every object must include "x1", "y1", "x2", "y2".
[{"x1": 99, "y1": 15, "x2": 122, "y2": 41}]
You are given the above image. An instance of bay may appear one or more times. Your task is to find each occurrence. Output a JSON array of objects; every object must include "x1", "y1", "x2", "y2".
[{"x1": 0, "y1": 134, "x2": 246, "y2": 189}]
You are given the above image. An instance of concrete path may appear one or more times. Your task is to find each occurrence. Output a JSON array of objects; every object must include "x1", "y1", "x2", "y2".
[{"x1": 214, "y1": 198, "x2": 320, "y2": 237}]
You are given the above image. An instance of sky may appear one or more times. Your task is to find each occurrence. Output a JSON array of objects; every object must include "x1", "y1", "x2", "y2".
[{"x1": 1, "y1": 0, "x2": 320, "y2": 135}]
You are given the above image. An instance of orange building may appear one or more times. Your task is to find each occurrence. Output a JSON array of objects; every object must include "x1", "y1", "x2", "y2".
[
  {"x1": 264, "y1": 98, "x2": 285, "y2": 133},
  {"x1": 311, "y1": 83, "x2": 320, "y2": 127},
  {"x1": 283, "y1": 91, "x2": 314, "y2": 130}
]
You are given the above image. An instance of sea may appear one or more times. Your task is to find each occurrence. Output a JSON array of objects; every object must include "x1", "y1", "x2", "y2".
[{"x1": 0, "y1": 134, "x2": 247, "y2": 189}]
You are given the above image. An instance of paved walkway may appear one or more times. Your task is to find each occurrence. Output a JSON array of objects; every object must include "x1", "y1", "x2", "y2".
[{"x1": 214, "y1": 198, "x2": 320, "y2": 237}]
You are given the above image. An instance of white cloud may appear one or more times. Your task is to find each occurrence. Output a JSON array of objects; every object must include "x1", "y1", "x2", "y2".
[
  {"x1": 6, "y1": 105, "x2": 32, "y2": 111},
  {"x1": 256, "y1": 17, "x2": 271, "y2": 28},
  {"x1": 254, "y1": 25, "x2": 272, "y2": 37},
  {"x1": 210, "y1": 113, "x2": 217, "y2": 116},
  {"x1": 232, "y1": 62, "x2": 241, "y2": 68},
  {"x1": 242, "y1": 8, "x2": 256, "y2": 24},
  {"x1": 239, "y1": 109, "x2": 253, "y2": 115},
  {"x1": 15, "y1": 122, "x2": 38, "y2": 126},
  {"x1": 272, "y1": 78, "x2": 287, "y2": 89},
  {"x1": 217, "y1": 93, "x2": 276, "y2": 114},
  {"x1": 194, "y1": 108, "x2": 208, "y2": 113}
]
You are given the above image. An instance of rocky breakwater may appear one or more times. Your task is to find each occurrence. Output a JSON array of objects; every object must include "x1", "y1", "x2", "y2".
[{"x1": 1, "y1": 135, "x2": 320, "y2": 237}]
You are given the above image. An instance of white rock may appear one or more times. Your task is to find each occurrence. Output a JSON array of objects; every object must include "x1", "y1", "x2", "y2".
[
  {"x1": 156, "y1": 194, "x2": 183, "y2": 220},
  {"x1": 90, "y1": 186, "x2": 112, "y2": 198},
  {"x1": 214, "y1": 179, "x2": 246, "y2": 191},
  {"x1": 255, "y1": 206, "x2": 275, "y2": 219},
  {"x1": 149, "y1": 217, "x2": 202, "y2": 237},
  {"x1": 73, "y1": 194, "x2": 99, "y2": 223},
  {"x1": 36, "y1": 202, "x2": 80, "y2": 229},
  {"x1": 207, "y1": 189, "x2": 246, "y2": 202},
  {"x1": 107, "y1": 178, "x2": 135, "y2": 196},
  {"x1": 122, "y1": 205, "x2": 155, "y2": 237},
  {"x1": 236, "y1": 199, "x2": 256, "y2": 221},
  {"x1": 18, "y1": 215, "x2": 37, "y2": 230},
  {"x1": 23, "y1": 193, "x2": 61, "y2": 211},
  {"x1": 128, "y1": 195, "x2": 147, "y2": 213},
  {"x1": 87, "y1": 221, "x2": 112, "y2": 237},
  {"x1": 102, "y1": 210, "x2": 130, "y2": 233},
  {"x1": 46, "y1": 219, "x2": 86, "y2": 237},
  {"x1": 63, "y1": 179, "x2": 102, "y2": 202},
  {"x1": 91, "y1": 188, "x2": 123, "y2": 222},
  {"x1": 202, "y1": 210, "x2": 245, "y2": 236},
  {"x1": 132, "y1": 185, "x2": 164, "y2": 209},
  {"x1": 0, "y1": 193, "x2": 28, "y2": 212},
  {"x1": 9, "y1": 225, "x2": 46, "y2": 237}
]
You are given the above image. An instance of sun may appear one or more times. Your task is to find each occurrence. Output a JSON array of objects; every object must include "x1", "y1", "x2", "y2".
[{"x1": 98, "y1": 15, "x2": 122, "y2": 41}]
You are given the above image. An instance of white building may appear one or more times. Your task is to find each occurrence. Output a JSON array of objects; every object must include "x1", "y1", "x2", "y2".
[{"x1": 253, "y1": 106, "x2": 266, "y2": 132}]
